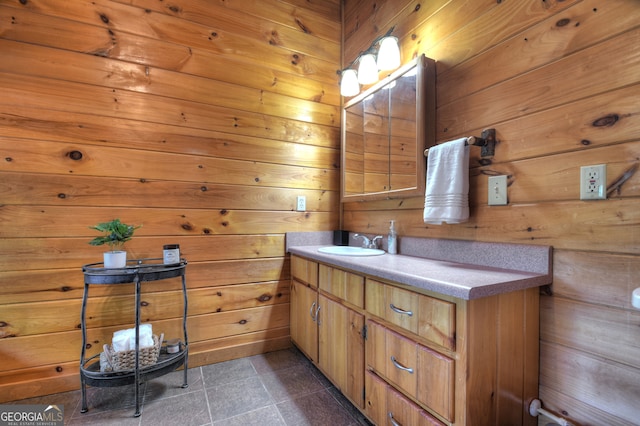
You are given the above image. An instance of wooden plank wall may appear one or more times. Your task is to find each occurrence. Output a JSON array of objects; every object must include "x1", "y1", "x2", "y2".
[
  {"x1": 0, "y1": 0, "x2": 341, "y2": 401},
  {"x1": 343, "y1": 0, "x2": 640, "y2": 424}
]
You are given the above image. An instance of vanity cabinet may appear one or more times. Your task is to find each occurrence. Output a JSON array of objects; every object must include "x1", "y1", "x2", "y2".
[{"x1": 290, "y1": 254, "x2": 539, "y2": 425}]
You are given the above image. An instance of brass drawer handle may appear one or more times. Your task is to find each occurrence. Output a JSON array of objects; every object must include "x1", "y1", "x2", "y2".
[
  {"x1": 388, "y1": 412, "x2": 401, "y2": 426},
  {"x1": 390, "y1": 303, "x2": 413, "y2": 317},
  {"x1": 390, "y1": 356, "x2": 414, "y2": 374}
]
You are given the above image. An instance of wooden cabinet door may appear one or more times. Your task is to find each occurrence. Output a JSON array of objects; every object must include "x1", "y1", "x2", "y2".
[
  {"x1": 318, "y1": 294, "x2": 347, "y2": 389},
  {"x1": 318, "y1": 294, "x2": 365, "y2": 408},
  {"x1": 290, "y1": 279, "x2": 318, "y2": 362}
]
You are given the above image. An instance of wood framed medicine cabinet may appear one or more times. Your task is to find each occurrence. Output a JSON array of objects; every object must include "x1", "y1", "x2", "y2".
[{"x1": 342, "y1": 54, "x2": 435, "y2": 201}]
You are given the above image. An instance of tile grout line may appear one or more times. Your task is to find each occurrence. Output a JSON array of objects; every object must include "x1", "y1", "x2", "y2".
[{"x1": 199, "y1": 366, "x2": 215, "y2": 426}]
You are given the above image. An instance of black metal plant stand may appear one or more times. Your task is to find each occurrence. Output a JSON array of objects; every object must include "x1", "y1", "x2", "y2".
[{"x1": 79, "y1": 258, "x2": 189, "y2": 417}]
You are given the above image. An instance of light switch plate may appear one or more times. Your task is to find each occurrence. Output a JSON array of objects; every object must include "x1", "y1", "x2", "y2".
[{"x1": 488, "y1": 175, "x2": 508, "y2": 206}]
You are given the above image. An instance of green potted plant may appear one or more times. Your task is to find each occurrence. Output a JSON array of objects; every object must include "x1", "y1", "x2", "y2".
[{"x1": 89, "y1": 219, "x2": 141, "y2": 268}]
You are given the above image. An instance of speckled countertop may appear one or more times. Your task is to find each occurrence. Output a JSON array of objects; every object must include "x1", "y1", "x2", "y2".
[{"x1": 286, "y1": 232, "x2": 552, "y2": 300}]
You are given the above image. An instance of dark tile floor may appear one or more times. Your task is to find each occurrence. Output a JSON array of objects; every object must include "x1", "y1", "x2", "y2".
[{"x1": 8, "y1": 347, "x2": 372, "y2": 426}]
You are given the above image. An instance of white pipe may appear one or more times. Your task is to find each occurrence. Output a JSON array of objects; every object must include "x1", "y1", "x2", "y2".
[{"x1": 529, "y1": 399, "x2": 574, "y2": 426}]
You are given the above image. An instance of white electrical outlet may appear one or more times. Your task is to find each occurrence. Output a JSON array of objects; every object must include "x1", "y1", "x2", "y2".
[
  {"x1": 580, "y1": 164, "x2": 607, "y2": 200},
  {"x1": 296, "y1": 195, "x2": 306, "y2": 211},
  {"x1": 488, "y1": 175, "x2": 508, "y2": 206}
]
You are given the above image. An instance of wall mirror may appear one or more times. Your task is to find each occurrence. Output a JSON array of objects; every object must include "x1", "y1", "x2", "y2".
[{"x1": 342, "y1": 54, "x2": 435, "y2": 201}]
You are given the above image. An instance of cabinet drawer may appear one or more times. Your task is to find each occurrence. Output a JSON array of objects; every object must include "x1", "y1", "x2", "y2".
[
  {"x1": 319, "y1": 264, "x2": 364, "y2": 307},
  {"x1": 386, "y1": 285, "x2": 419, "y2": 333},
  {"x1": 366, "y1": 279, "x2": 456, "y2": 350},
  {"x1": 291, "y1": 256, "x2": 318, "y2": 288},
  {"x1": 367, "y1": 321, "x2": 454, "y2": 422},
  {"x1": 365, "y1": 370, "x2": 445, "y2": 426}
]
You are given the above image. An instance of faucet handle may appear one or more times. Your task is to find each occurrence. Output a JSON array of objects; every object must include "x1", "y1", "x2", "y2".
[
  {"x1": 353, "y1": 233, "x2": 371, "y2": 248},
  {"x1": 371, "y1": 235, "x2": 383, "y2": 249}
]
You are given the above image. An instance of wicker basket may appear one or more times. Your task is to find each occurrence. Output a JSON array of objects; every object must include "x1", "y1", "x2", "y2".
[{"x1": 100, "y1": 333, "x2": 163, "y2": 372}]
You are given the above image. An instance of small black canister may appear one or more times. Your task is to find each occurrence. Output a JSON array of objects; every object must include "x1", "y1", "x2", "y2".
[{"x1": 163, "y1": 244, "x2": 180, "y2": 264}]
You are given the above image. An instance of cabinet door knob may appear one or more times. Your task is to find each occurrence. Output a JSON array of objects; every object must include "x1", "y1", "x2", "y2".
[
  {"x1": 390, "y1": 303, "x2": 413, "y2": 317},
  {"x1": 315, "y1": 305, "x2": 321, "y2": 325},
  {"x1": 390, "y1": 356, "x2": 414, "y2": 374}
]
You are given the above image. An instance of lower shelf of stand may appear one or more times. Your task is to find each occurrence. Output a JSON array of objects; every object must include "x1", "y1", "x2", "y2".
[{"x1": 80, "y1": 348, "x2": 188, "y2": 387}]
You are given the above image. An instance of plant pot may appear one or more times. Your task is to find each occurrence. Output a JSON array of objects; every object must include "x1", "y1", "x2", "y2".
[{"x1": 104, "y1": 251, "x2": 127, "y2": 268}]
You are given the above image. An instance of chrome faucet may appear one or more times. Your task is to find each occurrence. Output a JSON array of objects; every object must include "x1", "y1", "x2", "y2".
[{"x1": 353, "y1": 234, "x2": 383, "y2": 249}]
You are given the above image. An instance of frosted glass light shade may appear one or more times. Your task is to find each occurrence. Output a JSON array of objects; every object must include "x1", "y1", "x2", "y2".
[
  {"x1": 357, "y1": 54, "x2": 379, "y2": 85},
  {"x1": 340, "y1": 69, "x2": 360, "y2": 97},
  {"x1": 377, "y1": 36, "x2": 401, "y2": 71}
]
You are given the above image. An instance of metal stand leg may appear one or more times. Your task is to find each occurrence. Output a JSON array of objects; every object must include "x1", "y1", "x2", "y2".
[
  {"x1": 80, "y1": 282, "x2": 89, "y2": 413},
  {"x1": 181, "y1": 273, "x2": 189, "y2": 389},
  {"x1": 181, "y1": 345, "x2": 189, "y2": 389},
  {"x1": 80, "y1": 376, "x2": 88, "y2": 413},
  {"x1": 134, "y1": 275, "x2": 141, "y2": 417}
]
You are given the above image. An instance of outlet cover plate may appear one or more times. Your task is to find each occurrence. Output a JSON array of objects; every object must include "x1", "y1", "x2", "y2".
[
  {"x1": 296, "y1": 195, "x2": 306, "y2": 211},
  {"x1": 488, "y1": 175, "x2": 508, "y2": 206},
  {"x1": 580, "y1": 164, "x2": 606, "y2": 200}
]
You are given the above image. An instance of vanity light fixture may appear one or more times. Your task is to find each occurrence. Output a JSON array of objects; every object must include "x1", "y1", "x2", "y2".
[
  {"x1": 357, "y1": 53, "x2": 379, "y2": 85},
  {"x1": 339, "y1": 27, "x2": 401, "y2": 97},
  {"x1": 377, "y1": 36, "x2": 401, "y2": 71},
  {"x1": 340, "y1": 69, "x2": 360, "y2": 97}
]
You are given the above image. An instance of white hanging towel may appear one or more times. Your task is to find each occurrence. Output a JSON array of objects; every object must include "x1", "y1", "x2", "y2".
[{"x1": 423, "y1": 137, "x2": 470, "y2": 224}]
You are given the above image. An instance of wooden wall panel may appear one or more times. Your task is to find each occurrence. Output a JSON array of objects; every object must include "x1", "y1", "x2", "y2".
[
  {"x1": 0, "y1": 258, "x2": 290, "y2": 304},
  {"x1": 540, "y1": 342, "x2": 640, "y2": 425},
  {"x1": 343, "y1": 0, "x2": 640, "y2": 423},
  {"x1": 0, "y1": 173, "x2": 337, "y2": 211},
  {"x1": 0, "y1": 281, "x2": 289, "y2": 340},
  {"x1": 553, "y1": 250, "x2": 639, "y2": 310},
  {"x1": 0, "y1": 104, "x2": 340, "y2": 150},
  {"x1": 437, "y1": 28, "x2": 640, "y2": 138},
  {"x1": 0, "y1": 0, "x2": 340, "y2": 402},
  {"x1": 437, "y1": 0, "x2": 640, "y2": 106},
  {"x1": 0, "y1": 138, "x2": 336, "y2": 189}
]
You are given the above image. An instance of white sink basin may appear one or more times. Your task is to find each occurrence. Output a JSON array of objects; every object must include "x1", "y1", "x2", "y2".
[{"x1": 318, "y1": 246, "x2": 385, "y2": 256}]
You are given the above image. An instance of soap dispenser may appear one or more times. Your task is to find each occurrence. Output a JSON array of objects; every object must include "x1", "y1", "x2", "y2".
[{"x1": 387, "y1": 220, "x2": 397, "y2": 254}]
